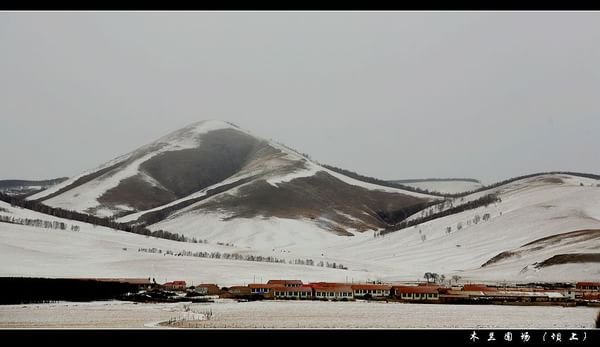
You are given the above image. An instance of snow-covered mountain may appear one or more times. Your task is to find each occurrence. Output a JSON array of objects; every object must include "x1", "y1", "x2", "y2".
[
  {"x1": 28, "y1": 120, "x2": 435, "y2": 235},
  {"x1": 2, "y1": 120, "x2": 597, "y2": 283}
]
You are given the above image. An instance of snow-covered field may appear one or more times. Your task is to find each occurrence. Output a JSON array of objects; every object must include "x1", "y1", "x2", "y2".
[
  {"x1": 0, "y1": 300, "x2": 596, "y2": 328},
  {"x1": 0, "y1": 201, "x2": 371, "y2": 285}
]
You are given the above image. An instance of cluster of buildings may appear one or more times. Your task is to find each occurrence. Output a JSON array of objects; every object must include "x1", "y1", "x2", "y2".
[{"x1": 151, "y1": 279, "x2": 600, "y2": 306}]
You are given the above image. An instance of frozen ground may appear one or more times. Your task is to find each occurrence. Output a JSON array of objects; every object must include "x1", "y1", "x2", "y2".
[{"x1": 0, "y1": 300, "x2": 597, "y2": 329}]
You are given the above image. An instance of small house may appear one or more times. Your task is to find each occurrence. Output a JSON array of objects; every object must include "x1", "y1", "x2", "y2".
[
  {"x1": 163, "y1": 280, "x2": 187, "y2": 291},
  {"x1": 192, "y1": 286, "x2": 208, "y2": 295},
  {"x1": 228, "y1": 286, "x2": 252, "y2": 297},
  {"x1": 195, "y1": 283, "x2": 222, "y2": 295}
]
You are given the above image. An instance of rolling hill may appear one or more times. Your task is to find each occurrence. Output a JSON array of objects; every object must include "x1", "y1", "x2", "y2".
[
  {"x1": 388, "y1": 178, "x2": 484, "y2": 195},
  {"x1": 1, "y1": 120, "x2": 598, "y2": 284},
  {"x1": 27, "y1": 120, "x2": 435, "y2": 235}
]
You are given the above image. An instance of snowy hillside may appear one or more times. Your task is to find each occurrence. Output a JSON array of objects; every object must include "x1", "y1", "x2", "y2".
[
  {"x1": 4, "y1": 121, "x2": 599, "y2": 284},
  {"x1": 334, "y1": 174, "x2": 600, "y2": 283},
  {"x1": 0, "y1": 200, "x2": 372, "y2": 286},
  {"x1": 2, "y1": 173, "x2": 600, "y2": 283}
]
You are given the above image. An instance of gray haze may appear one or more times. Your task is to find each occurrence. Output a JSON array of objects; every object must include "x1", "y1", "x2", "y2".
[{"x1": 1, "y1": 12, "x2": 600, "y2": 184}]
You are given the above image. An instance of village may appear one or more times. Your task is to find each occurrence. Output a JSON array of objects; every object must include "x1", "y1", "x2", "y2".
[{"x1": 119, "y1": 278, "x2": 600, "y2": 307}]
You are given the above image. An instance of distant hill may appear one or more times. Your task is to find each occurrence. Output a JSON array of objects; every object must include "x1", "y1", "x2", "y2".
[
  {"x1": 0, "y1": 177, "x2": 68, "y2": 197},
  {"x1": 388, "y1": 178, "x2": 484, "y2": 195}
]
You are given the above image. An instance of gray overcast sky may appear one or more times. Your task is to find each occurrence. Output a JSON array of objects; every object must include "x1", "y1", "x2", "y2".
[{"x1": 1, "y1": 12, "x2": 600, "y2": 184}]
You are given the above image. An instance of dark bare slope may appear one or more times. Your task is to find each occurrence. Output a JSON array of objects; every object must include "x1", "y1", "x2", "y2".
[
  {"x1": 184, "y1": 171, "x2": 429, "y2": 234},
  {"x1": 32, "y1": 143, "x2": 165, "y2": 203},
  {"x1": 98, "y1": 175, "x2": 178, "y2": 213},
  {"x1": 536, "y1": 253, "x2": 600, "y2": 268},
  {"x1": 98, "y1": 129, "x2": 271, "y2": 212},
  {"x1": 138, "y1": 129, "x2": 270, "y2": 197},
  {"x1": 481, "y1": 229, "x2": 600, "y2": 267}
]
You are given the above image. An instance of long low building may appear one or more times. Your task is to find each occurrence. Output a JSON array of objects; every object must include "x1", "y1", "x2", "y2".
[
  {"x1": 273, "y1": 286, "x2": 313, "y2": 299},
  {"x1": 313, "y1": 285, "x2": 354, "y2": 300},
  {"x1": 351, "y1": 284, "x2": 392, "y2": 298},
  {"x1": 392, "y1": 285, "x2": 440, "y2": 301}
]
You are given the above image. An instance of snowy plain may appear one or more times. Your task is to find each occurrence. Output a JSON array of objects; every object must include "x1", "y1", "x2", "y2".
[{"x1": 0, "y1": 300, "x2": 597, "y2": 329}]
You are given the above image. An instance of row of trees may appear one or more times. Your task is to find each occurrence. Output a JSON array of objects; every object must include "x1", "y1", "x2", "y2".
[
  {"x1": 322, "y1": 164, "x2": 447, "y2": 197},
  {"x1": 446, "y1": 212, "x2": 492, "y2": 235},
  {"x1": 0, "y1": 192, "x2": 193, "y2": 244},
  {"x1": 0, "y1": 215, "x2": 80, "y2": 231},
  {"x1": 424, "y1": 272, "x2": 462, "y2": 285},
  {"x1": 323, "y1": 166, "x2": 600, "y2": 199},
  {"x1": 137, "y1": 247, "x2": 348, "y2": 270},
  {"x1": 382, "y1": 194, "x2": 501, "y2": 235},
  {"x1": 442, "y1": 171, "x2": 600, "y2": 198}
]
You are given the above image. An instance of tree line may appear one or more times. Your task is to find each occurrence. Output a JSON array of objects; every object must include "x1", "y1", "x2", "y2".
[
  {"x1": 0, "y1": 215, "x2": 80, "y2": 232},
  {"x1": 322, "y1": 164, "x2": 448, "y2": 197},
  {"x1": 0, "y1": 192, "x2": 193, "y2": 243},
  {"x1": 439, "y1": 171, "x2": 600, "y2": 198},
  {"x1": 323, "y1": 165, "x2": 600, "y2": 199},
  {"x1": 137, "y1": 247, "x2": 348, "y2": 270},
  {"x1": 381, "y1": 193, "x2": 501, "y2": 235}
]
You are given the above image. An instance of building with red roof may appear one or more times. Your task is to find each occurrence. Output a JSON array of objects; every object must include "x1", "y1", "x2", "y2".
[
  {"x1": 576, "y1": 282, "x2": 600, "y2": 291},
  {"x1": 462, "y1": 284, "x2": 497, "y2": 292},
  {"x1": 273, "y1": 285, "x2": 313, "y2": 299},
  {"x1": 267, "y1": 280, "x2": 303, "y2": 287},
  {"x1": 193, "y1": 283, "x2": 221, "y2": 295},
  {"x1": 351, "y1": 284, "x2": 392, "y2": 298},
  {"x1": 248, "y1": 283, "x2": 284, "y2": 297},
  {"x1": 163, "y1": 280, "x2": 187, "y2": 291},
  {"x1": 392, "y1": 285, "x2": 440, "y2": 301},
  {"x1": 313, "y1": 284, "x2": 354, "y2": 300}
]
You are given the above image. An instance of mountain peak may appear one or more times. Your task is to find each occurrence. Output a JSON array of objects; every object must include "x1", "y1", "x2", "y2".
[
  {"x1": 184, "y1": 119, "x2": 238, "y2": 132},
  {"x1": 151, "y1": 120, "x2": 242, "y2": 150}
]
